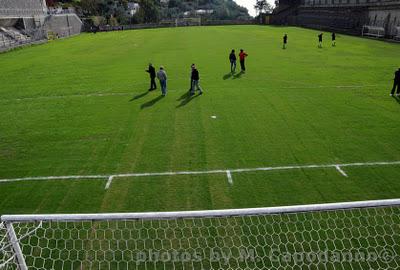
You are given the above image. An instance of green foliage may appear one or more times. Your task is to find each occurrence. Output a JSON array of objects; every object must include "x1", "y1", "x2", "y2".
[
  {"x1": 136, "y1": 0, "x2": 160, "y2": 23},
  {"x1": 254, "y1": 0, "x2": 274, "y2": 14},
  {"x1": 161, "y1": 0, "x2": 250, "y2": 20},
  {"x1": 90, "y1": 15, "x2": 106, "y2": 26},
  {"x1": 50, "y1": 0, "x2": 250, "y2": 22}
]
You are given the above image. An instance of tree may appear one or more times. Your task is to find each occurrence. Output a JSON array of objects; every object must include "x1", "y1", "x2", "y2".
[
  {"x1": 137, "y1": 0, "x2": 160, "y2": 23},
  {"x1": 254, "y1": 0, "x2": 273, "y2": 15}
]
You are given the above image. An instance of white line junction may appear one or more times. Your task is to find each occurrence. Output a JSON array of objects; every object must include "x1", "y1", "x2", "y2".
[{"x1": 0, "y1": 160, "x2": 399, "y2": 190}]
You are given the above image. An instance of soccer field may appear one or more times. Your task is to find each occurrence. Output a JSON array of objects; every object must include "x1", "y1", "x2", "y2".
[{"x1": 0, "y1": 25, "x2": 400, "y2": 216}]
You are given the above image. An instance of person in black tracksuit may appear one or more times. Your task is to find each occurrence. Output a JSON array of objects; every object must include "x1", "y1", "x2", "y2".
[
  {"x1": 331, "y1": 32, "x2": 336, "y2": 47},
  {"x1": 229, "y1": 49, "x2": 237, "y2": 72},
  {"x1": 190, "y1": 64, "x2": 203, "y2": 96},
  {"x1": 391, "y1": 68, "x2": 400, "y2": 96},
  {"x1": 283, "y1": 34, "x2": 288, "y2": 49},
  {"x1": 318, "y1": 33, "x2": 323, "y2": 48},
  {"x1": 146, "y1": 64, "x2": 156, "y2": 91}
]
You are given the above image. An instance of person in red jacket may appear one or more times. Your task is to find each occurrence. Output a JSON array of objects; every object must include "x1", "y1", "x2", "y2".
[{"x1": 239, "y1": 49, "x2": 248, "y2": 72}]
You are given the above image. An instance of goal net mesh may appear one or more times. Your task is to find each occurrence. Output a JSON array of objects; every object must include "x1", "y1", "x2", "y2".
[{"x1": 1, "y1": 200, "x2": 400, "y2": 269}]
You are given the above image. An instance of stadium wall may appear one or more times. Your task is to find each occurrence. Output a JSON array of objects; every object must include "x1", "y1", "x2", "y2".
[
  {"x1": 0, "y1": 0, "x2": 46, "y2": 18},
  {"x1": 273, "y1": 0, "x2": 400, "y2": 38},
  {"x1": 0, "y1": 0, "x2": 82, "y2": 51},
  {"x1": 45, "y1": 14, "x2": 82, "y2": 38}
]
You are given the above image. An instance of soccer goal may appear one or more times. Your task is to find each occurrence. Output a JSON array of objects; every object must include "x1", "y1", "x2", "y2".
[{"x1": 1, "y1": 199, "x2": 400, "y2": 269}]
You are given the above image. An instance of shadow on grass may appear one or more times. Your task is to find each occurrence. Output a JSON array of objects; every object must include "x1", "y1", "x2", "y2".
[
  {"x1": 130, "y1": 91, "x2": 150, "y2": 101},
  {"x1": 392, "y1": 96, "x2": 400, "y2": 104},
  {"x1": 176, "y1": 91, "x2": 200, "y2": 108},
  {"x1": 141, "y1": 95, "x2": 164, "y2": 109},
  {"x1": 223, "y1": 72, "x2": 233, "y2": 80},
  {"x1": 233, "y1": 71, "x2": 244, "y2": 79}
]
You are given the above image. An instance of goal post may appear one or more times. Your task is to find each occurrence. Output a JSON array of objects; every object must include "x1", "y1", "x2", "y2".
[{"x1": 1, "y1": 199, "x2": 400, "y2": 269}]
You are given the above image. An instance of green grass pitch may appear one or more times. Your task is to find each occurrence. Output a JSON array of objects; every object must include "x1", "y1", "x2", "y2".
[{"x1": 0, "y1": 25, "x2": 400, "y2": 215}]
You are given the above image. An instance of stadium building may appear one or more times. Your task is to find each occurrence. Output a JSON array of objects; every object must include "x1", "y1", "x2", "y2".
[
  {"x1": 272, "y1": 0, "x2": 400, "y2": 39},
  {"x1": 0, "y1": 0, "x2": 82, "y2": 50}
]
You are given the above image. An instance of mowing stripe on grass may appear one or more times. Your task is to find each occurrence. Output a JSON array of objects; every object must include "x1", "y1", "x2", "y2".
[{"x1": 0, "y1": 160, "x2": 399, "y2": 189}]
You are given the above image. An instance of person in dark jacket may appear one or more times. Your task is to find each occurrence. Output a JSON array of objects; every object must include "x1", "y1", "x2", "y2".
[
  {"x1": 331, "y1": 32, "x2": 336, "y2": 47},
  {"x1": 146, "y1": 63, "x2": 156, "y2": 91},
  {"x1": 318, "y1": 33, "x2": 323, "y2": 48},
  {"x1": 188, "y1": 64, "x2": 194, "y2": 92},
  {"x1": 390, "y1": 68, "x2": 400, "y2": 96},
  {"x1": 283, "y1": 34, "x2": 288, "y2": 49},
  {"x1": 229, "y1": 49, "x2": 237, "y2": 73},
  {"x1": 190, "y1": 64, "x2": 203, "y2": 96}
]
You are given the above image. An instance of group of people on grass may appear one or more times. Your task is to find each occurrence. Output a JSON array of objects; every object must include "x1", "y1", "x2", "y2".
[
  {"x1": 145, "y1": 63, "x2": 205, "y2": 96},
  {"x1": 144, "y1": 36, "x2": 399, "y2": 99},
  {"x1": 145, "y1": 48, "x2": 249, "y2": 96},
  {"x1": 229, "y1": 49, "x2": 249, "y2": 73},
  {"x1": 282, "y1": 32, "x2": 336, "y2": 49}
]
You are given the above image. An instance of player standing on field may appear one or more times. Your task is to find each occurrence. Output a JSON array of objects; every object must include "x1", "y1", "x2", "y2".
[
  {"x1": 331, "y1": 32, "x2": 336, "y2": 47},
  {"x1": 390, "y1": 68, "x2": 400, "y2": 97},
  {"x1": 157, "y1": 66, "x2": 168, "y2": 96},
  {"x1": 239, "y1": 49, "x2": 248, "y2": 72},
  {"x1": 190, "y1": 64, "x2": 203, "y2": 96},
  {"x1": 318, "y1": 33, "x2": 323, "y2": 48},
  {"x1": 146, "y1": 63, "x2": 156, "y2": 91},
  {"x1": 283, "y1": 34, "x2": 288, "y2": 49},
  {"x1": 229, "y1": 49, "x2": 237, "y2": 73}
]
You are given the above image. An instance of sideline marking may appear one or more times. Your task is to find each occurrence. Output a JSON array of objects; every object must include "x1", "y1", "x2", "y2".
[
  {"x1": 226, "y1": 170, "x2": 233, "y2": 185},
  {"x1": 0, "y1": 84, "x2": 383, "y2": 103},
  {"x1": 0, "y1": 160, "x2": 399, "y2": 189},
  {"x1": 335, "y1": 165, "x2": 348, "y2": 177},
  {"x1": 10, "y1": 92, "x2": 131, "y2": 102},
  {"x1": 280, "y1": 84, "x2": 381, "y2": 89}
]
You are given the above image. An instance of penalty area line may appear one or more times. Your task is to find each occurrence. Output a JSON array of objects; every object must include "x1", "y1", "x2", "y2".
[
  {"x1": 105, "y1": 176, "x2": 114, "y2": 190},
  {"x1": 1, "y1": 160, "x2": 400, "y2": 188},
  {"x1": 335, "y1": 165, "x2": 348, "y2": 177},
  {"x1": 226, "y1": 170, "x2": 233, "y2": 185}
]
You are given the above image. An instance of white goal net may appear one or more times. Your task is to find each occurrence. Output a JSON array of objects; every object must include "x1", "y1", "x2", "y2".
[{"x1": 1, "y1": 199, "x2": 400, "y2": 269}]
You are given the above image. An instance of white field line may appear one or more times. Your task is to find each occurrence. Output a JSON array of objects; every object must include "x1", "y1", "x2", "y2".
[
  {"x1": 0, "y1": 160, "x2": 399, "y2": 188},
  {"x1": 105, "y1": 176, "x2": 114, "y2": 190},
  {"x1": 226, "y1": 170, "x2": 233, "y2": 185},
  {"x1": 0, "y1": 175, "x2": 107, "y2": 183},
  {"x1": 280, "y1": 84, "x2": 381, "y2": 89},
  {"x1": 3, "y1": 90, "x2": 183, "y2": 103},
  {"x1": 10, "y1": 92, "x2": 132, "y2": 102},
  {"x1": 0, "y1": 84, "x2": 383, "y2": 103},
  {"x1": 335, "y1": 165, "x2": 348, "y2": 177}
]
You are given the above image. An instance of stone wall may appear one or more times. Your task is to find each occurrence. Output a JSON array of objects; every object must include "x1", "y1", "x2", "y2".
[
  {"x1": 45, "y1": 14, "x2": 82, "y2": 38},
  {"x1": 0, "y1": 0, "x2": 46, "y2": 17}
]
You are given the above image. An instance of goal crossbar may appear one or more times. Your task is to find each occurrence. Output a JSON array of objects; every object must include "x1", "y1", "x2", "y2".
[{"x1": 2, "y1": 198, "x2": 400, "y2": 222}]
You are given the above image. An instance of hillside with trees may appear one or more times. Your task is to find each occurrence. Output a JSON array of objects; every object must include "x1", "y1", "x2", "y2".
[{"x1": 46, "y1": 0, "x2": 251, "y2": 26}]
